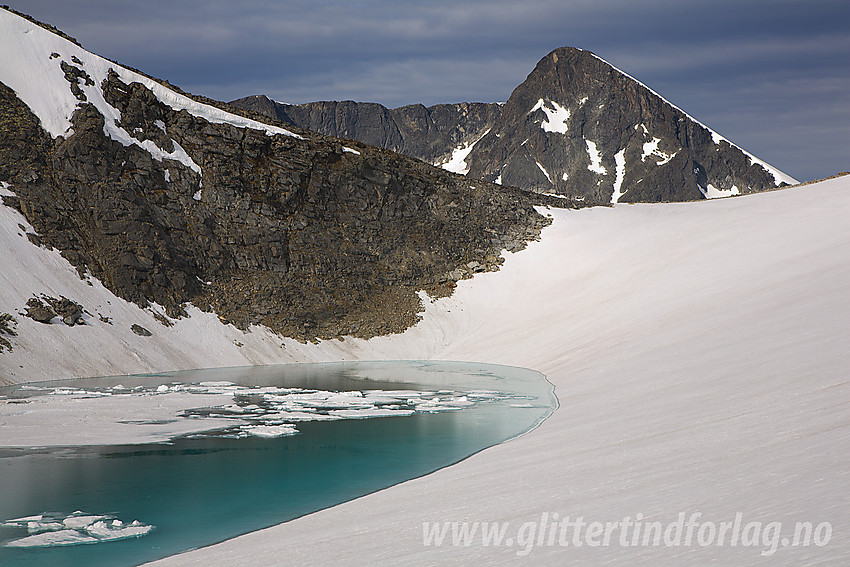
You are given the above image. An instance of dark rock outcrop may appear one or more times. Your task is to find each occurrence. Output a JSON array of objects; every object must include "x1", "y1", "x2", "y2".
[
  {"x1": 0, "y1": 313, "x2": 16, "y2": 352},
  {"x1": 131, "y1": 324, "x2": 152, "y2": 337},
  {"x1": 23, "y1": 296, "x2": 85, "y2": 326},
  {"x1": 1, "y1": 57, "x2": 551, "y2": 342},
  {"x1": 25, "y1": 298, "x2": 56, "y2": 324}
]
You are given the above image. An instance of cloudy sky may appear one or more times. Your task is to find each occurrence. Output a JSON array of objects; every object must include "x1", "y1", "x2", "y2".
[{"x1": 9, "y1": 0, "x2": 849, "y2": 181}]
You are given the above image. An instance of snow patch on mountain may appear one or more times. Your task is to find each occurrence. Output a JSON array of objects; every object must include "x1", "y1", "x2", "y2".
[
  {"x1": 585, "y1": 140, "x2": 607, "y2": 175},
  {"x1": 0, "y1": 180, "x2": 301, "y2": 383},
  {"x1": 611, "y1": 149, "x2": 627, "y2": 203},
  {"x1": 535, "y1": 160, "x2": 553, "y2": 184},
  {"x1": 699, "y1": 183, "x2": 741, "y2": 199},
  {"x1": 0, "y1": 9, "x2": 301, "y2": 170},
  {"x1": 641, "y1": 136, "x2": 677, "y2": 166},
  {"x1": 437, "y1": 129, "x2": 490, "y2": 174},
  {"x1": 530, "y1": 98, "x2": 570, "y2": 134}
]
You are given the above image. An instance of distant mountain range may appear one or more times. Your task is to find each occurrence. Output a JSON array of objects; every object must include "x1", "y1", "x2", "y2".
[{"x1": 233, "y1": 47, "x2": 797, "y2": 204}]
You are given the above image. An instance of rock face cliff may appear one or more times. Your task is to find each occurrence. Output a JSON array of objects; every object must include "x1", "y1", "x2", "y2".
[
  {"x1": 235, "y1": 47, "x2": 797, "y2": 204},
  {"x1": 464, "y1": 47, "x2": 796, "y2": 203},
  {"x1": 233, "y1": 96, "x2": 502, "y2": 169},
  {"x1": 0, "y1": 8, "x2": 550, "y2": 346}
]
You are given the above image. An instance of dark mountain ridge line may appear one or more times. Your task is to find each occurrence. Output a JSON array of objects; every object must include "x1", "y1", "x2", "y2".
[
  {"x1": 234, "y1": 95, "x2": 503, "y2": 170},
  {"x1": 235, "y1": 46, "x2": 796, "y2": 205}
]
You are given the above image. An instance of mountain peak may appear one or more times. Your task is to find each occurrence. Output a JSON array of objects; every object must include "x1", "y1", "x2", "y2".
[
  {"x1": 463, "y1": 44, "x2": 796, "y2": 202},
  {"x1": 238, "y1": 43, "x2": 796, "y2": 204}
]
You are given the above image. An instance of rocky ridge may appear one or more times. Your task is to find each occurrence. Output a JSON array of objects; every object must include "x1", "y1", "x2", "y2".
[
  {"x1": 234, "y1": 96, "x2": 502, "y2": 170},
  {"x1": 0, "y1": 8, "x2": 554, "y2": 348}
]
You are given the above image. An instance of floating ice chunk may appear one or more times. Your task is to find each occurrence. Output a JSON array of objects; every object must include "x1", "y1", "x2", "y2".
[
  {"x1": 465, "y1": 391, "x2": 502, "y2": 400},
  {"x1": 242, "y1": 424, "x2": 298, "y2": 438},
  {"x1": 412, "y1": 401, "x2": 463, "y2": 412},
  {"x1": 281, "y1": 392, "x2": 374, "y2": 410},
  {"x1": 63, "y1": 514, "x2": 107, "y2": 529},
  {"x1": 434, "y1": 396, "x2": 474, "y2": 407},
  {"x1": 258, "y1": 411, "x2": 342, "y2": 422},
  {"x1": 364, "y1": 390, "x2": 434, "y2": 398},
  {"x1": 363, "y1": 394, "x2": 408, "y2": 405},
  {"x1": 3, "y1": 511, "x2": 153, "y2": 547},
  {"x1": 29, "y1": 520, "x2": 64, "y2": 533},
  {"x1": 156, "y1": 384, "x2": 169, "y2": 393},
  {"x1": 199, "y1": 381, "x2": 235, "y2": 387},
  {"x1": 6, "y1": 529, "x2": 98, "y2": 547},
  {"x1": 86, "y1": 520, "x2": 147, "y2": 539},
  {"x1": 4, "y1": 514, "x2": 44, "y2": 525}
]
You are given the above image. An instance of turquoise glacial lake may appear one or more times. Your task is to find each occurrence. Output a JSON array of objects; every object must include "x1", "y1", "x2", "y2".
[{"x1": 0, "y1": 360, "x2": 555, "y2": 567}]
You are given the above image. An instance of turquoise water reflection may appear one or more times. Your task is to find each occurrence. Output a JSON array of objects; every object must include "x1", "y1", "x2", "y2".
[{"x1": 0, "y1": 360, "x2": 555, "y2": 567}]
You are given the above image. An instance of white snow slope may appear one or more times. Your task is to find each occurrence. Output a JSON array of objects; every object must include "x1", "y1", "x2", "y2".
[{"x1": 137, "y1": 176, "x2": 850, "y2": 567}]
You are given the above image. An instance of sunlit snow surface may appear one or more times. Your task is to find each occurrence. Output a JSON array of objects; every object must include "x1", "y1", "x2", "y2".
[
  {"x1": 2, "y1": 511, "x2": 153, "y2": 548},
  {"x1": 699, "y1": 183, "x2": 741, "y2": 199}
]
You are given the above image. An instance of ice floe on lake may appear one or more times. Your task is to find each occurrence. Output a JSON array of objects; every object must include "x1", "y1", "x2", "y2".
[
  {"x1": 2, "y1": 511, "x2": 153, "y2": 548},
  {"x1": 0, "y1": 379, "x2": 525, "y2": 445}
]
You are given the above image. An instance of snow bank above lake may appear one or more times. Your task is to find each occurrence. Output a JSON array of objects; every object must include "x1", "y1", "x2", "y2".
[{"x1": 144, "y1": 175, "x2": 850, "y2": 565}]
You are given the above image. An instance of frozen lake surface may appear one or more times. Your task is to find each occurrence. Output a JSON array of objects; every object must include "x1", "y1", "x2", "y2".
[{"x1": 0, "y1": 360, "x2": 555, "y2": 567}]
